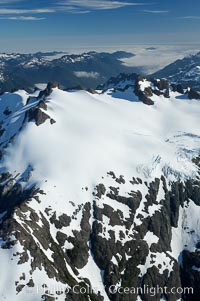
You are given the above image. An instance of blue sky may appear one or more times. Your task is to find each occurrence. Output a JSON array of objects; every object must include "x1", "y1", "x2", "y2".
[{"x1": 0, "y1": 0, "x2": 200, "y2": 52}]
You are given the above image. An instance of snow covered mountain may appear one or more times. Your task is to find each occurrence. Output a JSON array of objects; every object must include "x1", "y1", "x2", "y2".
[
  {"x1": 0, "y1": 51, "x2": 137, "y2": 93},
  {"x1": 152, "y1": 52, "x2": 200, "y2": 90},
  {"x1": 0, "y1": 75, "x2": 200, "y2": 301}
]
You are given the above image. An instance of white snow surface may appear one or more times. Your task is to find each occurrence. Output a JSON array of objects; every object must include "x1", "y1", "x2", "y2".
[
  {"x1": 143, "y1": 231, "x2": 159, "y2": 248},
  {"x1": 2, "y1": 88, "x2": 200, "y2": 188}
]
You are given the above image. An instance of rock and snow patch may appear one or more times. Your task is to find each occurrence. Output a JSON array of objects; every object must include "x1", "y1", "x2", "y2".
[
  {"x1": 0, "y1": 84, "x2": 199, "y2": 301},
  {"x1": 170, "y1": 200, "x2": 200, "y2": 261}
]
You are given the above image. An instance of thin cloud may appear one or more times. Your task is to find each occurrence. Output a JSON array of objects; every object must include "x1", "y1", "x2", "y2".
[
  {"x1": 0, "y1": 0, "x2": 155, "y2": 18},
  {"x1": 0, "y1": 8, "x2": 55, "y2": 14},
  {"x1": 71, "y1": 10, "x2": 90, "y2": 14},
  {"x1": 142, "y1": 9, "x2": 169, "y2": 14},
  {"x1": 57, "y1": 0, "x2": 148, "y2": 11},
  {"x1": 0, "y1": 0, "x2": 24, "y2": 3},
  {"x1": 1, "y1": 15, "x2": 46, "y2": 20},
  {"x1": 55, "y1": 5, "x2": 90, "y2": 14},
  {"x1": 179, "y1": 16, "x2": 200, "y2": 20}
]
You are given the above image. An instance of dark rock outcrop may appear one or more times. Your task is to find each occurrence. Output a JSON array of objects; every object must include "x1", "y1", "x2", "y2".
[
  {"x1": 188, "y1": 89, "x2": 200, "y2": 100},
  {"x1": 28, "y1": 107, "x2": 50, "y2": 126},
  {"x1": 134, "y1": 77, "x2": 154, "y2": 105}
]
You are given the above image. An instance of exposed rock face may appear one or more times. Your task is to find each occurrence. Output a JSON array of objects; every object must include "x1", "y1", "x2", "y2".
[
  {"x1": 1, "y1": 166, "x2": 200, "y2": 300},
  {"x1": 28, "y1": 107, "x2": 50, "y2": 126},
  {"x1": 171, "y1": 84, "x2": 185, "y2": 94},
  {"x1": 134, "y1": 77, "x2": 154, "y2": 105},
  {"x1": 153, "y1": 79, "x2": 169, "y2": 91},
  {"x1": 38, "y1": 100, "x2": 48, "y2": 110},
  {"x1": 188, "y1": 89, "x2": 200, "y2": 100},
  {"x1": 38, "y1": 82, "x2": 59, "y2": 100},
  {"x1": 25, "y1": 83, "x2": 57, "y2": 126},
  {"x1": 134, "y1": 77, "x2": 172, "y2": 105}
]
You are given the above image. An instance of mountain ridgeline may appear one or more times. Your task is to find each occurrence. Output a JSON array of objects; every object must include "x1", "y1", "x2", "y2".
[
  {"x1": 0, "y1": 51, "x2": 137, "y2": 93},
  {"x1": 151, "y1": 51, "x2": 200, "y2": 90},
  {"x1": 1, "y1": 50, "x2": 200, "y2": 95}
]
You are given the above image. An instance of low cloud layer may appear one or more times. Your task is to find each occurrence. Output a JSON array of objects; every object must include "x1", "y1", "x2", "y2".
[{"x1": 74, "y1": 71, "x2": 100, "y2": 79}]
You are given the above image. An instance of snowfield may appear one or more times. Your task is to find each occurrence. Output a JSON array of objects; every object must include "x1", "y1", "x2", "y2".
[
  {"x1": 2, "y1": 88, "x2": 200, "y2": 187},
  {"x1": 0, "y1": 83, "x2": 199, "y2": 301}
]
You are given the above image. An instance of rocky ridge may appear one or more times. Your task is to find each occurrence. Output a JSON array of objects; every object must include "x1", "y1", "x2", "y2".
[{"x1": 98, "y1": 73, "x2": 199, "y2": 105}]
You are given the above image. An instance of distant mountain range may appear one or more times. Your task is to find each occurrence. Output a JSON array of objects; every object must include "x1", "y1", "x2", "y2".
[
  {"x1": 0, "y1": 51, "x2": 138, "y2": 93},
  {"x1": 1, "y1": 49, "x2": 200, "y2": 94},
  {"x1": 152, "y1": 52, "x2": 200, "y2": 90}
]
